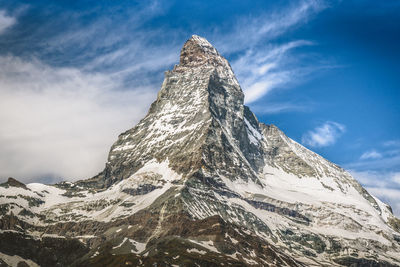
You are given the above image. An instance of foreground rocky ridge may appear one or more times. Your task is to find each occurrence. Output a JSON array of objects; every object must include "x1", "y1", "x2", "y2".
[{"x1": 1, "y1": 35, "x2": 400, "y2": 267}]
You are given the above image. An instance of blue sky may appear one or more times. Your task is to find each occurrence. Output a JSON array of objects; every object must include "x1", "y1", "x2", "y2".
[{"x1": 0, "y1": 0, "x2": 399, "y2": 215}]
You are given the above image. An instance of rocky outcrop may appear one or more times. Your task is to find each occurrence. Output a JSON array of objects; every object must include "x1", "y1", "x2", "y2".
[{"x1": 1, "y1": 178, "x2": 27, "y2": 190}]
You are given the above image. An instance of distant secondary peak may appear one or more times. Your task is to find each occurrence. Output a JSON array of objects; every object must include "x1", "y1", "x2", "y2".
[
  {"x1": 5, "y1": 177, "x2": 27, "y2": 189},
  {"x1": 179, "y1": 35, "x2": 224, "y2": 67}
]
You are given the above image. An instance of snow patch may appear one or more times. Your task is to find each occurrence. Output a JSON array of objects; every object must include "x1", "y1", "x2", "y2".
[
  {"x1": 129, "y1": 239, "x2": 147, "y2": 254},
  {"x1": 187, "y1": 248, "x2": 207, "y2": 255},
  {"x1": 188, "y1": 239, "x2": 219, "y2": 253},
  {"x1": 244, "y1": 118, "x2": 262, "y2": 145}
]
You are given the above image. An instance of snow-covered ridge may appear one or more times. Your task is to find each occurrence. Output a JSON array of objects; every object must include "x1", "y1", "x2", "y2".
[{"x1": 0, "y1": 160, "x2": 181, "y2": 225}]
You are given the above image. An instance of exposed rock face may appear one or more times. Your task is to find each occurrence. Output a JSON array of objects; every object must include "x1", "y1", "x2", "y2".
[
  {"x1": 1, "y1": 35, "x2": 400, "y2": 266},
  {"x1": 1, "y1": 178, "x2": 27, "y2": 190},
  {"x1": 82, "y1": 35, "x2": 262, "y2": 189}
]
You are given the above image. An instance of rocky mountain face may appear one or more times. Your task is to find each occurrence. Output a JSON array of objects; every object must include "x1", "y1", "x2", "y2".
[{"x1": 1, "y1": 35, "x2": 400, "y2": 267}]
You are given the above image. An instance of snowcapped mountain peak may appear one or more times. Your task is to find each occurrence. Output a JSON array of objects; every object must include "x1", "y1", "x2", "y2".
[
  {"x1": 1, "y1": 35, "x2": 400, "y2": 267},
  {"x1": 78, "y1": 35, "x2": 250, "y2": 189}
]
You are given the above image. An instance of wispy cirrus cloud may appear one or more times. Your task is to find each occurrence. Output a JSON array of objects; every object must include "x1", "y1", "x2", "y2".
[
  {"x1": 302, "y1": 121, "x2": 346, "y2": 147},
  {"x1": 232, "y1": 40, "x2": 315, "y2": 103},
  {"x1": 213, "y1": 0, "x2": 328, "y2": 104},
  {"x1": 249, "y1": 101, "x2": 314, "y2": 114},
  {"x1": 360, "y1": 149, "x2": 383, "y2": 160},
  {"x1": 215, "y1": 0, "x2": 326, "y2": 53}
]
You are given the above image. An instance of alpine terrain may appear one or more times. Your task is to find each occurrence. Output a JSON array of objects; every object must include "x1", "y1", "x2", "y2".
[{"x1": 1, "y1": 35, "x2": 400, "y2": 267}]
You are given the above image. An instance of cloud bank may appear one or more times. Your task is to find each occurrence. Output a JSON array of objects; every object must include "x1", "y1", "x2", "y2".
[{"x1": 0, "y1": 55, "x2": 155, "y2": 182}]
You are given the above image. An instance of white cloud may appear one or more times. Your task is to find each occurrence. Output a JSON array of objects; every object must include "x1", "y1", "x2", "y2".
[
  {"x1": 0, "y1": 10, "x2": 15, "y2": 34},
  {"x1": 360, "y1": 150, "x2": 383, "y2": 160},
  {"x1": 302, "y1": 121, "x2": 346, "y2": 147},
  {"x1": 0, "y1": 55, "x2": 156, "y2": 182}
]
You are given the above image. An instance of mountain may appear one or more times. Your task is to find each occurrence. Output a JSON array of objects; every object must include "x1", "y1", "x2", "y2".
[{"x1": 1, "y1": 35, "x2": 400, "y2": 267}]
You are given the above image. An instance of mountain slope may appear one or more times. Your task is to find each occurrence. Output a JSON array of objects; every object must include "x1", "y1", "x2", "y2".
[{"x1": 1, "y1": 35, "x2": 400, "y2": 267}]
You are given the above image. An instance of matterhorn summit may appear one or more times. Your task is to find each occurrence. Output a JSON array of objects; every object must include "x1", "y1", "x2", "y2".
[{"x1": 1, "y1": 35, "x2": 399, "y2": 267}]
